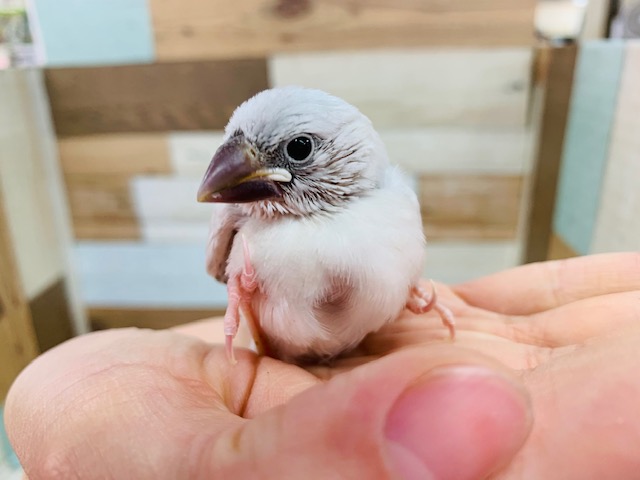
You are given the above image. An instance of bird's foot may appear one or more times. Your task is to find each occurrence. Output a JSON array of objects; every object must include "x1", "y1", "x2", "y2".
[
  {"x1": 224, "y1": 276, "x2": 242, "y2": 365},
  {"x1": 223, "y1": 237, "x2": 268, "y2": 364},
  {"x1": 240, "y1": 234, "x2": 257, "y2": 293},
  {"x1": 407, "y1": 280, "x2": 456, "y2": 339}
]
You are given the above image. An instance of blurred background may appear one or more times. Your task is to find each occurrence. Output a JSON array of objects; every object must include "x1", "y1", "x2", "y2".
[{"x1": 1, "y1": 0, "x2": 639, "y2": 473}]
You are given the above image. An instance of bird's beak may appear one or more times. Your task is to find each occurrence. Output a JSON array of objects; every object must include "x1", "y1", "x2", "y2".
[{"x1": 197, "y1": 136, "x2": 292, "y2": 203}]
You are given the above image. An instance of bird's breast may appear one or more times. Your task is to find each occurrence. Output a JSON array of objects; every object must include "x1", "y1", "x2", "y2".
[{"x1": 224, "y1": 182, "x2": 425, "y2": 360}]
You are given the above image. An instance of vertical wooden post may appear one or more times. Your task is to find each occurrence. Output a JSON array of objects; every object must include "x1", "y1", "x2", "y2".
[
  {"x1": 524, "y1": 44, "x2": 578, "y2": 263},
  {"x1": 0, "y1": 185, "x2": 39, "y2": 400}
]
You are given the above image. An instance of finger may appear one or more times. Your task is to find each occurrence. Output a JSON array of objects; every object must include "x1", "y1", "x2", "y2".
[
  {"x1": 5, "y1": 332, "x2": 532, "y2": 480},
  {"x1": 4, "y1": 329, "x2": 315, "y2": 480},
  {"x1": 509, "y1": 291, "x2": 640, "y2": 347},
  {"x1": 202, "y1": 346, "x2": 532, "y2": 480},
  {"x1": 454, "y1": 252, "x2": 640, "y2": 315},
  {"x1": 424, "y1": 290, "x2": 640, "y2": 349},
  {"x1": 497, "y1": 324, "x2": 640, "y2": 479}
]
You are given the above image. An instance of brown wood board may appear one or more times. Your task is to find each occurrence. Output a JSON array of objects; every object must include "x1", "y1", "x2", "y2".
[
  {"x1": 524, "y1": 45, "x2": 578, "y2": 263},
  {"x1": 58, "y1": 134, "x2": 172, "y2": 175},
  {"x1": 547, "y1": 233, "x2": 578, "y2": 260},
  {"x1": 65, "y1": 173, "x2": 140, "y2": 240},
  {"x1": 73, "y1": 218, "x2": 141, "y2": 240},
  {"x1": 150, "y1": 0, "x2": 536, "y2": 61},
  {"x1": 65, "y1": 173, "x2": 136, "y2": 220},
  {"x1": 89, "y1": 307, "x2": 225, "y2": 331},
  {"x1": 0, "y1": 188, "x2": 39, "y2": 399},
  {"x1": 420, "y1": 174, "x2": 523, "y2": 240},
  {"x1": 28, "y1": 278, "x2": 75, "y2": 352},
  {"x1": 45, "y1": 59, "x2": 269, "y2": 136}
]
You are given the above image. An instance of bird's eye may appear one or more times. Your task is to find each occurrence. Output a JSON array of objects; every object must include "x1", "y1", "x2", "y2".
[{"x1": 285, "y1": 135, "x2": 314, "y2": 162}]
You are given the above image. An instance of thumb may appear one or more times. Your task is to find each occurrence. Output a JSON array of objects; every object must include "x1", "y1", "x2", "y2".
[{"x1": 203, "y1": 347, "x2": 532, "y2": 480}]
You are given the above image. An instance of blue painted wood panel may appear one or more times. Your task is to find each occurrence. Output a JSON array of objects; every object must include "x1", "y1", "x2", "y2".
[
  {"x1": 32, "y1": 0, "x2": 154, "y2": 66},
  {"x1": 74, "y1": 242, "x2": 228, "y2": 307},
  {"x1": 553, "y1": 41, "x2": 626, "y2": 254}
]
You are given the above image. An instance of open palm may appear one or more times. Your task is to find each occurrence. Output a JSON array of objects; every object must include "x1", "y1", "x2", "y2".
[{"x1": 6, "y1": 253, "x2": 640, "y2": 480}]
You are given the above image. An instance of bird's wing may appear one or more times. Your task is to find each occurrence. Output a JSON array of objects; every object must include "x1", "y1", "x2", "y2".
[{"x1": 205, "y1": 204, "x2": 247, "y2": 283}]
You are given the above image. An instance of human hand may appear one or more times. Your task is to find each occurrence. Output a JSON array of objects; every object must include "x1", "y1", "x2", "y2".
[{"x1": 5, "y1": 253, "x2": 640, "y2": 479}]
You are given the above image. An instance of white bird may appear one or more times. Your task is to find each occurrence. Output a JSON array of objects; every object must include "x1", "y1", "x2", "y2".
[{"x1": 197, "y1": 86, "x2": 454, "y2": 363}]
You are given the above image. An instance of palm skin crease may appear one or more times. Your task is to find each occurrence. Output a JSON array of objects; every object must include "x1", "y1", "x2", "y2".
[{"x1": 197, "y1": 86, "x2": 455, "y2": 364}]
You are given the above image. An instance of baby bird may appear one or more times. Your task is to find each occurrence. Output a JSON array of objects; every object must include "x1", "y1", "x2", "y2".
[{"x1": 197, "y1": 86, "x2": 454, "y2": 363}]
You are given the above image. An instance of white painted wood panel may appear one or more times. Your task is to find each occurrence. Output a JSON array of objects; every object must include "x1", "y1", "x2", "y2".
[
  {"x1": 0, "y1": 68, "x2": 87, "y2": 332},
  {"x1": 426, "y1": 241, "x2": 521, "y2": 284},
  {"x1": 592, "y1": 43, "x2": 640, "y2": 253},
  {"x1": 383, "y1": 128, "x2": 532, "y2": 174},
  {"x1": 169, "y1": 132, "x2": 224, "y2": 177},
  {"x1": 0, "y1": 69, "x2": 64, "y2": 299},
  {"x1": 141, "y1": 221, "x2": 210, "y2": 243},
  {"x1": 269, "y1": 48, "x2": 533, "y2": 127},
  {"x1": 167, "y1": 128, "x2": 532, "y2": 177},
  {"x1": 131, "y1": 176, "x2": 212, "y2": 222}
]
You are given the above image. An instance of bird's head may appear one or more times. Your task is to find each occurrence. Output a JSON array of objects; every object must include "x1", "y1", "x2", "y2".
[{"x1": 197, "y1": 86, "x2": 388, "y2": 218}]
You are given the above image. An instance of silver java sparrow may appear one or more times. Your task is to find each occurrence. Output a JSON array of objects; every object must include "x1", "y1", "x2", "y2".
[{"x1": 197, "y1": 86, "x2": 454, "y2": 364}]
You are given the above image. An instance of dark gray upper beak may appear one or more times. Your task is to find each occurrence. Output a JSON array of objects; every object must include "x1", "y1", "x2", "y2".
[{"x1": 197, "y1": 136, "x2": 292, "y2": 204}]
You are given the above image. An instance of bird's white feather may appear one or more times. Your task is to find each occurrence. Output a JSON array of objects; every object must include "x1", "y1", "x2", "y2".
[
  {"x1": 225, "y1": 166, "x2": 424, "y2": 360},
  {"x1": 205, "y1": 86, "x2": 427, "y2": 361}
]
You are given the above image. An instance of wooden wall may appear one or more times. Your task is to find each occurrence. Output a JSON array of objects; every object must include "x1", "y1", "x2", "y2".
[
  {"x1": 0, "y1": 68, "x2": 80, "y2": 356},
  {"x1": 548, "y1": 40, "x2": 640, "y2": 259},
  {"x1": 0, "y1": 185, "x2": 39, "y2": 400},
  {"x1": 28, "y1": 0, "x2": 545, "y2": 329}
]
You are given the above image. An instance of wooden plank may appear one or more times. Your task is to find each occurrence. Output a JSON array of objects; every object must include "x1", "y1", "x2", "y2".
[
  {"x1": 270, "y1": 48, "x2": 533, "y2": 127},
  {"x1": 58, "y1": 134, "x2": 172, "y2": 175},
  {"x1": 581, "y1": 0, "x2": 612, "y2": 39},
  {"x1": 552, "y1": 41, "x2": 626, "y2": 255},
  {"x1": 89, "y1": 307, "x2": 225, "y2": 331},
  {"x1": 65, "y1": 174, "x2": 140, "y2": 240},
  {"x1": 141, "y1": 221, "x2": 209, "y2": 243},
  {"x1": 592, "y1": 43, "x2": 640, "y2": 253},
  {"x1": 426, "y1": 241, "x2": 521, "y2": 283},
  {"x1": 21, "y1": 68, "x2": 90, "y2": 335},
  {"x1": 73, "y1": 241, "x2": 520, "y2": 307},
  {"x1": 73, "y1": 219, "x2": 140, "y2": 241},
  {"x1": 169, "y1": 132, "x2": 225, "y2": 177},
  {"x1": 547, "y1": 233, "x2": 578, "y2": 260},
  {"x1": 74, "y1": 243, "x2": 228, "y2": 308},
  {"x1": 132, "y1": 177, "x2": 211, "y2": 222},
  {"x1": 32, "y1": 0, "x2": 154, "y2": 66},
  {"x1": 45, "y1": 59, "x2": 269, "y2": 136},
  {"x1": 420, "y1": 174, "x2": 523, "y2": 240},
  {"x1": 0, "y1": 69, "x2": 65, "y2": 299},
  {"x1": 132, "y1": 172, "x2": 525, "y2": 242},
  {"x1": 382, "y1": 128, "x2": 532, "y2": 174},
  {"x1": 523, "y1": 45, "x2": 578, "y2": 262},
  {"x1": 0, "y1": 187, "x2": 39, "y2": 400},
  {"x1": 169, "y1": 128, "x2": 533, "y2": 178},
  {"x1": 150, "y1": 0, "x2": 535, "y2": 61},
  {"x1": 65, "y1": 174, "x2": 136, "y2": 220},
  {"x1": 29, "y1": 278, "x2": 74, "y2": 352}
]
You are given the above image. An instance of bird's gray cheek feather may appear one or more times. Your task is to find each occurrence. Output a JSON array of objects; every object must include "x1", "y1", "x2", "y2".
[{"x1": 197, "y1": 136, "x2": 292, "y2": 204}]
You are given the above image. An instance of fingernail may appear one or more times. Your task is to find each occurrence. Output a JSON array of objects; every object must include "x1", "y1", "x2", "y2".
[{"x1": 384, "y1": 366, "x2": 531, "y2": 480}]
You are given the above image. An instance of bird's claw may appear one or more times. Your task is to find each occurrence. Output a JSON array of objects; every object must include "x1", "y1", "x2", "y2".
[{"x1": 407, "y1": 280, "x2": 456, "y2": 339}]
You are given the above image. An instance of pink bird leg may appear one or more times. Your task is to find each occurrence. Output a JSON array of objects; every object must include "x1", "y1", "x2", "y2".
[
  {"x1": 224, "y1": 235, "x2": 268, "y2": 364},
  {"x1": 406, "y1": 280, "x2": 456, "y2": 339}
]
